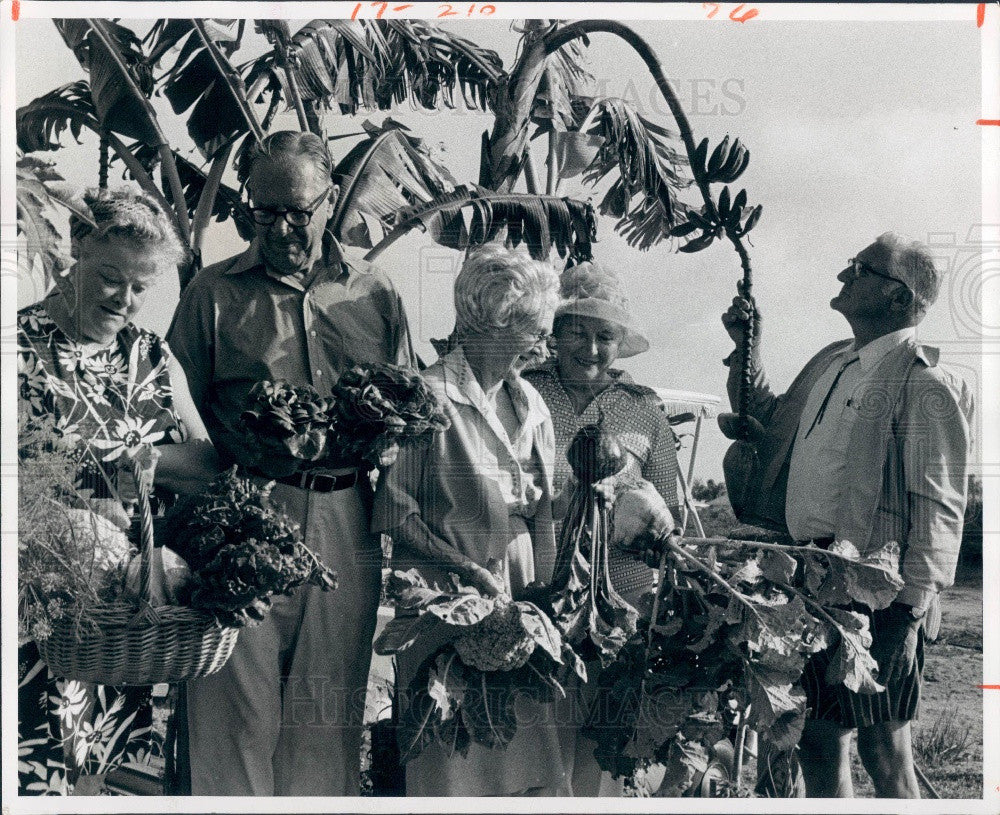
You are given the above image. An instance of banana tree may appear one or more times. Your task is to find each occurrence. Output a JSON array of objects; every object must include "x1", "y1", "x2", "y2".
[
  {"x1": 16, "y1": 18, "x2": 264, "y2": 287},
  {"x1": 17, "y1": 17, "x2": 742, "y2": 291},
  {"x1": 529, "y1": 22, "x2": 763, "y2": 448}
]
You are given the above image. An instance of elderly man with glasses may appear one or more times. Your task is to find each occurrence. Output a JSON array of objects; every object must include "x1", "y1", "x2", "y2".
[
  {"x1": 167, "y1": 130, "x2": 416, "y2": 796},
  {"x1": 719, "y1": 232, "x2": 974, "y2": 798}
]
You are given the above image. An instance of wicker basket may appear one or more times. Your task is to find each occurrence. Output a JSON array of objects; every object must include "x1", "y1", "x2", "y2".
[{"x1": 36, "y1": 460, "x2": 239, "y2": 686}]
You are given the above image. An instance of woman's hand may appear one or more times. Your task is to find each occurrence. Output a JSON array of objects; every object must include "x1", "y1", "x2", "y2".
[
  {"x1": 611, "y1": 480, "x2": 676, "y2": 546},
  {"x1": 462, "y1": 562, "x2": 505, "y2": 598},
  {"x1": 133, "y1": 443, "x2": 160, "y2": 493},
  {"x1": 115, "y1": 443, "x2": 160, "y2": 506}
]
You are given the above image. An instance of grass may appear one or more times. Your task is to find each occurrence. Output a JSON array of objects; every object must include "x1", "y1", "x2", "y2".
[{"x1": 913, "y1": 706, "x2": 975, "y2": 765}]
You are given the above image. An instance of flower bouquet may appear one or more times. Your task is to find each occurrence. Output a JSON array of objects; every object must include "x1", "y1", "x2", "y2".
[{"x1": 374, "y1": 569, "x2": 586, "y2": 762}]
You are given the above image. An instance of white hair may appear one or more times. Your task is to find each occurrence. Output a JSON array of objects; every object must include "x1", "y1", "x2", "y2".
[
  {"x1": 70, "y1": 186, "x2": 188, "y2": 271},
  {"x1": 875, "y1": 232, "x2": 941, "y2": 310},
  {"x1": 453, "y1": 244, "x2": 559, "y2": 339}
]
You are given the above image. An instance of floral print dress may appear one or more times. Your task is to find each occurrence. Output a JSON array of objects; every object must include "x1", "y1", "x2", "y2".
[{"x1": 17, "y1": 300, "x2": 184, "y2": 795}]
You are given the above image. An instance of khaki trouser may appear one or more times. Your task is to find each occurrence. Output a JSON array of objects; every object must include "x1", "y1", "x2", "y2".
[{"x1": 186, "y1": 481, "x2": 382, "y2": 796}]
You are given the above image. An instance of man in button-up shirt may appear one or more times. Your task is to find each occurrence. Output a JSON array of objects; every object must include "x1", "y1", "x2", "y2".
[
  {"x1": 720, "y1": 233, "x2": 973, "y2": 798},
  {"x1": 167, "y1": 131, "x2": 416, "y2": 796}
]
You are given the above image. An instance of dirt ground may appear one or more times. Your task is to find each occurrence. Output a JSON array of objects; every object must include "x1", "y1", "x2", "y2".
[{"x1": 850, "y1": 574, "x2": 984, "y2": 799}]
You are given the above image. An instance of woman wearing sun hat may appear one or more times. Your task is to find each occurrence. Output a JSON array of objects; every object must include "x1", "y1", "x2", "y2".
[{"x1": 524, "y1": 259, "x2": 682, "y2": 796}]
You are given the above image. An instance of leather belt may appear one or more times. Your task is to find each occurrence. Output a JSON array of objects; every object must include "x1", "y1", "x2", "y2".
[{"x1": 274, "y1": 469, "x2": 358, "y2": 492}]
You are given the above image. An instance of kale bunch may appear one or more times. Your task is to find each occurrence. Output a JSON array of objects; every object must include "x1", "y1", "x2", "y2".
[
  {"x1": 328, "y1": 364, "x2": 450, "y2": 467},
  {"x1": 240, "y1": 380, "x2": 334, "y2": 477},
  {"x1": 166, "y1": 468, "x2": 337, "y2": 627}
]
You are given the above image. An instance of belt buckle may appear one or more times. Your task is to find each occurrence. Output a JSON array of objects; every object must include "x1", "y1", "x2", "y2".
[{"x1": 312, "y1": 473, "x2": 336, "y2": 492}]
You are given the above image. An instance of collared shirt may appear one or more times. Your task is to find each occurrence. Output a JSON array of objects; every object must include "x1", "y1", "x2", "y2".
[
  {"x1": 437, "y1": 347, "x2": 546, "y2": 517},
  {"x1": 373, "y1": 345, "x2": 557, "y2": 582},
  {"x1": 166, "y1": 237, "x2": 416, "y2": 467},
  {"x1": 786, "y1": 327, "x2": 915, "y2": 541}
]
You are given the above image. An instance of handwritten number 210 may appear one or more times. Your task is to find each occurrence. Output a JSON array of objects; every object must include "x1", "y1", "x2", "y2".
[
  {"x1": 438, "y1": 4, "x2": 497, "y2": 15},
  {"x1": 703, "y1": 3, "x2": 760, "y2": 23}
]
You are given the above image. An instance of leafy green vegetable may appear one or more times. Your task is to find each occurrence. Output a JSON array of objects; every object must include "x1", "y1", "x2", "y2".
[
  {"x1": 547, "y1": 477, "x2": 638, "y2": 666},
  {"x1": 165, "y1": 467, "x2": 337, "y2": 627},
  {"x1": 584, "y1": 534, "x2": 904, "y2": 791},
  {"x1": 374, "y1": 568, "x2": 585, "y2": 762},
  {"x1": 328, "y1": 363, "x2": 450, "y2": 467},
  {"x1": 240, "y1": 365, "x2": 450, "y2": 475},
  {"x1": 240, "y1": 380, "x2": 334, "y2": 477}
]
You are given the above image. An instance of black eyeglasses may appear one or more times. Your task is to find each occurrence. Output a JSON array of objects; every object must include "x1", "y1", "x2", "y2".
[
  {"x1": 848, "y1": 257, "x2": 908, "y2": 288},
  {"x1": 250, "y1": 188, "x2": 330, "y2": 228}
]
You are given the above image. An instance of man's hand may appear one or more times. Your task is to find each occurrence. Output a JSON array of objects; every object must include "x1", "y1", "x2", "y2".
[
  {"x1": 721, "y1": 295, "x2": 762, "y2": 359},
  {"x1": 870, "y1": 604, "x2": 922, "y2": 686},
  {"x1": 718, "y1": 412, "x2": 766, "y2": 443}
]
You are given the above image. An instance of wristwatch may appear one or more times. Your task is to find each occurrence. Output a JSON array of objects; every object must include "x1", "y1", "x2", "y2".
[{"x1": 891, "y1": 601, "x2": 925, "y2": 620}]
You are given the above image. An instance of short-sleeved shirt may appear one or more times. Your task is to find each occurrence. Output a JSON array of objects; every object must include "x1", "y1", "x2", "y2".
[
  {"x1": 786, "y1": 327, "x2": 913, "y2": 541},
  {"x1": 524, "y1": 362, "x2": 680, "y2": 596},
  {"x1": 166, "y1": 238, "x2": 416, "y2": 467},
  {"x1": 372, "y1": 346, "x2": 558, "y2": 587}
]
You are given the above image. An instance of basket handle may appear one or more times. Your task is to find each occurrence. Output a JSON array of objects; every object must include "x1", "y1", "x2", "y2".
[{"x1": 128, "y1": 456, "x2": 163, "y2": 626}]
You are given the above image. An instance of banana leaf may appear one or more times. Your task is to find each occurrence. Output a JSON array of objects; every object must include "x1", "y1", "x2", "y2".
[
  {"x1": 366, "y1": 186, "x2": 597, "y2": 262},
  {"x1": 329, "y1": 119, "x2": 459, "y2": 249},
  {"x1": 153, "y1": 19, "x2": 262, "y2": 159},
  {"x1": 126, "y1": 144, "x2": 256, "y2": 241},
  {"x1": 525, "y1": 22, "x2": 594, "y2": 133},
  {"x1": 16, "y1": 156, "x2": 72, "y2": 291},
  {"x1": 379, "y1": 20, "x2": 503, "y2": 111},
  {"x1": 16, "y1": 81, "x2": 98, "y2": 153},
  {"x1": 144, "y1": 18, "x2": 243, "y2": 67},
  {"x1": 253, "y1": 19, "x2": 502, "y2": 117},
  {"x1": 255, "y1": 19, "x2": 379, "y2": 114},
  {"x1": 579, "y1": 96, "x2": 690, "y2": 250},
  {"x1": 53, "y1": 19, "x2": 161, "y2": 146}
]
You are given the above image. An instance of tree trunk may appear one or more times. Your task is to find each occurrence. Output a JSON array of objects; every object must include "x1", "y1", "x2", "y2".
[{"x1": 478, "y1": 33, "x2": 548, "y2": 192}]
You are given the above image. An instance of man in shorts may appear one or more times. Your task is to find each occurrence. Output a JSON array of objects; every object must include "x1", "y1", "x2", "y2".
[{"x1": 720, "y1": 232, "x2": 974, "y2": 797}]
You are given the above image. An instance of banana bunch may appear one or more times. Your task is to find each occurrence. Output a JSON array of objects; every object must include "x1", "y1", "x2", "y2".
[
  {"x1": 693, "y1": 134, "x2": 750, "y2": 184},
  {"x1": 669, "y1": 134, "x2": 762, "y2": 253}
]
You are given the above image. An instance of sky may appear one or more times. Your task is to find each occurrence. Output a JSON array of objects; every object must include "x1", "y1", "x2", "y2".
[{"x1": 13, "y1": 12, "x2": 986, "y2": 481}]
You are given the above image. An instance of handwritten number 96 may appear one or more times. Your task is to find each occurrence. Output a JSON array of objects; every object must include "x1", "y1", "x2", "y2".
[{"x1": 703, "y1": 2, "x2": 760, "y2": 23}]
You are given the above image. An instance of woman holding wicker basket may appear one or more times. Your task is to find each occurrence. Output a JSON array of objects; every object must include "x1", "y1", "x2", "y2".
[{"x1": 17, "y1": 187, "x2": 218, "y2": 795}]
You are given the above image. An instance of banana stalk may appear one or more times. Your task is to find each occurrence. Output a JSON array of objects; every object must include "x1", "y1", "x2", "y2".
[{"x1": 542, "y1": 21, "x2": 761, "y2": 442}]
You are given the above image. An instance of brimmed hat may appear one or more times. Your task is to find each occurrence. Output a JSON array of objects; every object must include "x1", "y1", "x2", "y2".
[{"x1": 554, "y1": 261, "x2": 650, "y2": 358}]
